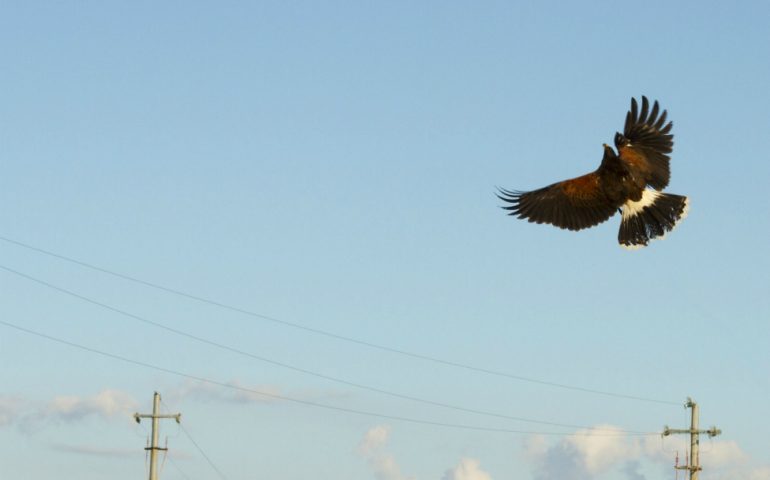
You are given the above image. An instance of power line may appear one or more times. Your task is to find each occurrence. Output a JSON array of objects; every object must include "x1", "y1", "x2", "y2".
[
  {"x1": 0, "y1": 263, "x2": 651, "y2": 433},
  {"x1": 160, "y1": 400, "x2": 229, "y2": 480},
  {"x1": 0, "y1": 318, "x2": 658, "y2": 437},
  {"x1": 177, "y1": 423, "x2": 228, "y2": 480},
  {"x1": 0, "y1": 235, "x2": 680, "y2": 406},
  {"x1": 161, "y1": 399, "x2": 228, "y2": 480},
  {"x1": 166, "y1": 455, "x2": 193, "y2": 480}
]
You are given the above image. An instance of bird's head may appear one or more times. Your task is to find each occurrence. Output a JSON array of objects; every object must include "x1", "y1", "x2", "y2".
[{"x1": 602, "y1": 143, "x2": 616, "y2": 161}]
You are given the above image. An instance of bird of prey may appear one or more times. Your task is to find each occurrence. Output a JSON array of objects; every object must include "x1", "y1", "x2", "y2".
[{"x1": 497, "y1": 96, "x2": 689, "y2": 249}]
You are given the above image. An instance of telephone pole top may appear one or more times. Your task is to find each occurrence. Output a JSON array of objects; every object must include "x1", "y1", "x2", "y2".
[
  {"x1": 134, "y1": 392, "x2": 181, "y2": 480},
  {"x1": 663, "y1": 397, "x2": 721, "y2": 480}
]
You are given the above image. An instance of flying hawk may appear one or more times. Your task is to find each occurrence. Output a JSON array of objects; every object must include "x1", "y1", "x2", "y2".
[{"x1": 498, "y1": 96, "x2": 689, "y2": 249}]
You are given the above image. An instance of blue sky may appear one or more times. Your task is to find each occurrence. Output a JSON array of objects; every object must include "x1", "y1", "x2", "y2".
[{"x1": 1, "y1": 1, "x2": 769, "y2": 479}]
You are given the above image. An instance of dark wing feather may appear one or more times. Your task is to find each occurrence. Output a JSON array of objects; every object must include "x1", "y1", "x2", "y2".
[
  {"x1": 617, "y1": 96, "x2": 674, "y2": 190},
  {"x1": 497, "y1": 172, "x2": 617, "y2": 231}
]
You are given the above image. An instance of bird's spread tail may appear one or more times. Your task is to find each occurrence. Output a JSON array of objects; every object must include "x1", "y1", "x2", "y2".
[{"x1": 618, "y1": 190, "x2": 689, "y2": 249}]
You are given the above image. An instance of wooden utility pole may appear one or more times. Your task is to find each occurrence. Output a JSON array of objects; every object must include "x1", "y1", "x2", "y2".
[
  {"x1": 663, "y1": 397, "x2": 721, "y2": 480},
  {"x1": 134, "y1": 392, "x2": 181, "y2": 480}
]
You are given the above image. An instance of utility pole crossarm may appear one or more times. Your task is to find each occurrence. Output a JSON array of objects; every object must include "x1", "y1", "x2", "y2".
[
  {"x1": 134, "y1": 412, "x2": 181, "y2": 422},
  {"x1": 662, "y1": 427, "x2": 721, "y2": 437}
]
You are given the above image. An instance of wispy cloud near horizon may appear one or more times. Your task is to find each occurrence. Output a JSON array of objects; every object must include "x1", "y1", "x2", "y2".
[
  {"x1": 49, "y1": 442, "x2": 140, "y2": 458},
  {"x1": 44, "y1": 389, "x2": 138, "y2": 422},
  {"x1": 0, "y1": 395, "x2": 24, "y2": 427},
  {"x1": 172, "y1": 379, "x2": 286, "y2": 405},
  {"x1": 170, "y1": 378, "x2": 350, "y2": 407},
  {"x1": 1, "y1": 389, "x2": 138, "y2": 432}
]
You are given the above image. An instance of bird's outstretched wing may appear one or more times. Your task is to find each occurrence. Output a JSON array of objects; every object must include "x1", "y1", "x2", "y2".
[
  {"x1": 497, "y1": 172, "x2": 617, "y2": 231},
  {"x1": 616, "y1": 96, "x2": 674, "y2": 190}
]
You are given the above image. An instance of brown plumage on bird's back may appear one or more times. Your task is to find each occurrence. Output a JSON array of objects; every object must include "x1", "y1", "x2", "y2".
[
  {"x1": 498, "y1": 96, "x2": 689, "y2": 249},
  {"x1": 617, "y1": 146, "x2": 649, "y2": 175},
  {"x1": 561, "y1": 173, "x2": 601, "y2": 199}
]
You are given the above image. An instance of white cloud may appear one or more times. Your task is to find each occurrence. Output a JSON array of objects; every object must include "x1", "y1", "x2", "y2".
[
  {"x1": 523, "y1": 434, "x2": 549, "y2": 459},
  {"x1": 524, "y1": 425, "x2": 647, "y2": 480},
  {"x1": 356, "y1": 427, "x2": 494, "y2": 480},
  {"x1": 567, "y1": 425, "x2": 641, "y2": 474},
  {"x1": 526, "y1": 435, "x2": 590, "y2": 480},
  {"x1": 745, "y1": 466, "x2": 770, "y2": 480},
  {"x1": 371, "y1": 454, "x2": 411, "y2": 480},
  {"x1": 356, "y1": 425, "x2": 413, "y2": 480},
  {"x1": 0, "y1": 395, "x2": 24, "y2": 427},
  {"x1": 702, "y1": 464, "x2": 770, "y2": 480},
  {"x1": 358, "y1": 425, "x2": 392, "y2": 456},
  {"x1": 49, "y1": 443, "x2": 139, "y2": 457},
  {"x1": 3, "y1": 390, "x2": 138, "y2": 431},
  {"x1": 621, "y1": 460, "x2": 646, "y2": 480},
  {"x1": 641, "y1": 433, "x2": 756, "y2": 479},
  {"x1": 701, "y1": 440, "x2": 750, "y2": 468},
  {"x1": 524, "y1": 425, "x2": 768, "y2": 480},
  {"x1": 174, "y1": 379, "x2": 285, "y2": 405},
  {"x1": 45, "y1": 389, "x2": 138, "y2": 422},
  {"x1": 442, "y1": 458, "x2": 493, "y2": 480}
]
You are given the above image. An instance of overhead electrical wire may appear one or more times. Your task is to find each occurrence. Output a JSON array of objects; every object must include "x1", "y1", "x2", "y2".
[
  {"x1": 178, "y1": 423, "x2": 229, "y2": 480},
  {"x1": 0, "y1": 319, "x2": 659, "y2": 437},
  {"x1": 161, "y1": 400, "x2": 229, "y2": 480},
  {"x1": 166, "y1": 456, "x2": 193, "y2": 480},
  {"x1": 0, "y1": 235, "x2": 680, "y2": 406},
  {"x1": 0, "y1": 263, "x2": 654, "y2": 432}
]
